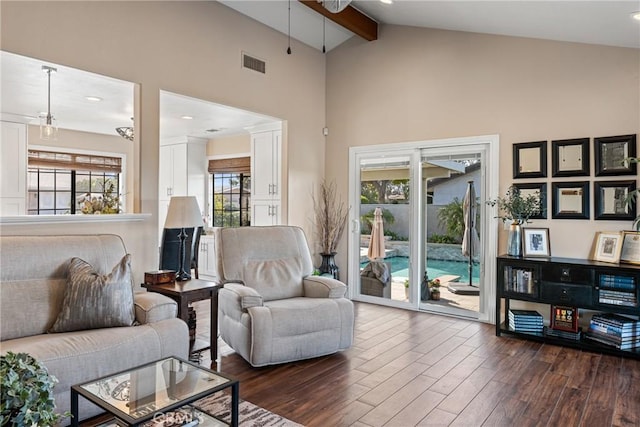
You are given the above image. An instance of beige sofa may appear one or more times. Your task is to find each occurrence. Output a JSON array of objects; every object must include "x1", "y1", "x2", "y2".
[{"x1": 0, "y1": 234, "x2": 189, "y2": 425}]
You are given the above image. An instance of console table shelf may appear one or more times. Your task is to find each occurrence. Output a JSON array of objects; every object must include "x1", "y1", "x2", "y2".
[{"x1": 497, "y1": 255, "x2": 640, "y2": 360}]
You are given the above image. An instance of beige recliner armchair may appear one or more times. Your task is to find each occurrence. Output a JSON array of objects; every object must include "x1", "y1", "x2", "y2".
[{"x1": 214, "y1": 226, "x2": 354, "y2": 367}]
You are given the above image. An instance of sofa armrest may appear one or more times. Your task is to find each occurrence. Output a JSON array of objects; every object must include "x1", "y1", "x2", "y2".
[
  {"x1": 134, "y1": 292, "x2": 178, "y2": 324},
  {"x1": 223, "y1": 283, "x2": 263, "y2": 309},
  {"x1": 303, "y1": 276, "x2": 347, "y2": 298}
]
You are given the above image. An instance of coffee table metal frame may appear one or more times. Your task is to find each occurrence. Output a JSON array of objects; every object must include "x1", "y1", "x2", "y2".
[{"x1": 70, "y1": 356, "x2": 238, "y2": 427}]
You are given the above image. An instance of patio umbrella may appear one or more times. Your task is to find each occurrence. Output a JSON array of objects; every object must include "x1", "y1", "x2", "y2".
[
  {"x1": 367, "y1": 207, "x2": 385, "y2": 261},
  {"x1": 461, "y1": 181, "x2": 480, "y2": 287}
]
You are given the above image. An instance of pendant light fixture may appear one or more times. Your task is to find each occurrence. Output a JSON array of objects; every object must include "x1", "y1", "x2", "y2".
[
  {"x1": 322, "y1": 16, "x2": 326, "y2": 53},
  {"x1": 116, "y1": 117, "x2": 134, "y2": 141},
  {"x1": 40, "y1": 65, "x2": 58, "y2": 140},
  {"x1": 287, "y1": 0, "x2": 292, "y2": 54}
]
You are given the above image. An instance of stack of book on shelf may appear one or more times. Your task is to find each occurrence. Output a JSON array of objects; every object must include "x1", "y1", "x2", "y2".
[
  {"x1": 585, "y1": 313, "x2": 640, "y2": 351},
  {"x1": 598, "y1": 274, "x2": 637, "y2": 307},
  {"x1": 508, "y1": 309, "x2": 544, "y2": 334},
  {"x1": 544, "y1": 326, "x2": 582, "y2": 340}
]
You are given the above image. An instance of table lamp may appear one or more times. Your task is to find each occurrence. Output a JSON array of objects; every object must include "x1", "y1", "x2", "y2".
[{"x1": 164, "y1": 196, "x2": 204, "y2": 281}]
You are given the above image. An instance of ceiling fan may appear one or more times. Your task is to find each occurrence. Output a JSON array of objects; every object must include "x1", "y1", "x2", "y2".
[{"x1": 321, "y1": 0, "x2": 352, "y2": 14}]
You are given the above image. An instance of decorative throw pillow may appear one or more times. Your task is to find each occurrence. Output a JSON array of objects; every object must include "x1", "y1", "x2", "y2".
[{"x1": 49, "y1": 254, "x2": 135, "y2": 333}]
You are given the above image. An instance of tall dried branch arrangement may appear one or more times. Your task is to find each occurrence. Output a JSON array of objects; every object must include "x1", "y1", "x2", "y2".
[{"x1": 312, "y1": 181, "x2": 349, "y2": 254}]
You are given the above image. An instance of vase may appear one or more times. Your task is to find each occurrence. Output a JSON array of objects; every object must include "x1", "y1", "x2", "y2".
[
  {"x1": 319, "y1": 252, "x2": 339, "y2": 280},
  {"x1": 507, "y1": 222, "x2": 523, "y2": 257}
]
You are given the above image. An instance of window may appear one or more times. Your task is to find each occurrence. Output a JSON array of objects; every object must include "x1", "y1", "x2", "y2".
[
  {"x1": 211, "y1": 173, "x2": 251, "y2": 227},
  {"x1": 27, "y1": 150, "x2": 122, "y2": 215}
]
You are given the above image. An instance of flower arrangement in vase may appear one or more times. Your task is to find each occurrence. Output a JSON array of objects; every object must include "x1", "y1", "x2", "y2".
[
  {"x1": 312, "y1": 181, "x2": 349, "y2": 279},
  {"x1": 486, "y1": 185, "x2": 541, "y2": 256}
]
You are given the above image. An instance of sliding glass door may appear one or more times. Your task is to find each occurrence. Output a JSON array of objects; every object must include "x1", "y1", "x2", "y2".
[{"x1": 348, "y1": 136, "x2": 499, "y2": 322}]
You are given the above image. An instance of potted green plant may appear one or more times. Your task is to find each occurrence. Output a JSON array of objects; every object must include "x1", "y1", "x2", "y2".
[
  {"x1": 429, "y1": 278, "x2": 441, "y2": 301},
  {"x1": 312, "y1": 181, "x2": 349, "y2": 279},
  {"x1": 486, "y1": 185, "x2": 541, "y2": 257},
  {"x1": 1, "y1": 352, "x2": 69, "y2": 426}
]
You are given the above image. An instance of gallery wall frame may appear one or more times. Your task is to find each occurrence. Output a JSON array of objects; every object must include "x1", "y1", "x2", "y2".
[
  {"x1": 513, "y1": 182, "x2": 547, "y2": 219},
  {"x1": 551, "y1": 137, "x2": 589, "y2": 177},
  {"x1": 551, "y1": 181, "x2": 589, "y2": 219},
  {"x1": 594, "y1": 134, "x2": 637, "y2": 177},
  {"x1": 594, "y1": 180, "x2": 636, "y2": 221},
  {"x1": 513, "y1": 141, "x2": 547, "y2": 179}
]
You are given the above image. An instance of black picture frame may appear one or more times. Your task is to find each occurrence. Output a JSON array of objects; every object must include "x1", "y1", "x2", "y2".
[
  {"x1": 551, "y1": 137, "x2": 589, "y2": 177},
  {"x1": 594, "y1": 134, "x2": 637, "y2": 176},
  {"x1": 513, "y1": 182, "x2": 547, "y2": 219},
  {"x1": 513, "y1": 141, "x2": 547, "y2": 179},
  {"x1": 594, "y1": 180, "x2": 636, "y2": 221},
  {"x1": 551, "y1": 181, "x2": 589, "y2": 219}
]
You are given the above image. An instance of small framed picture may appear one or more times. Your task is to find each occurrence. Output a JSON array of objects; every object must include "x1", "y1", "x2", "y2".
[
  {"x1": 591, "y1": 231, "x2": 623, "y2": 263},
  {"x1": 620, "y1": 231, "x2": 640, "y2": 265},
  {"x1": 594, "y1": 180, "x2": 636, "y2": 221},
  {"x1": 550, "y1": 305, "x2": 579, "y2": 332},
  {"x1": 551, "y1": 138, "x2": 590, "y2": 177},
  {"x1": 513, "y1": 141, "x2": 547, "y2": 179},
  {"x1": 522, "y1": 227, "x2": 550, "y2": 257},
  {"x1": 594, "y1": 134, "x2": 637, "y2": 176}
]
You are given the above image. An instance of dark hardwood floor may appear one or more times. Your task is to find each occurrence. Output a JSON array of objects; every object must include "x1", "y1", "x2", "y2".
[{"x1": 193, "y1": 300, "x2": 640, "y2": 427}]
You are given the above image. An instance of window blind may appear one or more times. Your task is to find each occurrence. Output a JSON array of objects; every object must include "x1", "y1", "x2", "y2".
[
  {"x1": 28, "y1": 150, "x2": 122, "y2": 173},
  {"x1": 208, "y1": 157, "x2": 250, "y2": 174}
]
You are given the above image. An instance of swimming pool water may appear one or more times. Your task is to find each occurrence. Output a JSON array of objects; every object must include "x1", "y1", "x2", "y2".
[{"x1": 361, "y1": 256, "x2": 480, "y2": 283}]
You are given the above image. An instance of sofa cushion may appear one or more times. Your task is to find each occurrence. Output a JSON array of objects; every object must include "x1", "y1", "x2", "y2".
[{"x1": 49, "y1": 255, "x2": 135, "y2": 333}]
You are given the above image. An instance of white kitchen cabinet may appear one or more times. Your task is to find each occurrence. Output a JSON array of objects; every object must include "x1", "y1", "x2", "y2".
[
  {"x1": 158, "y1": 138, "x2": 207, "y2": 240},
  {"x1": 198, "y1": 234, "x2": 218, "y2": 280},
  {"x1": 250, "y1": 125, "x2": 282, "y2": 226},
  {"x1": 251, "y1": 200, "x2": 280, "y2": 226},
  {"x1": 0, "y1": 121, "x2": 27, "y2": 215}
]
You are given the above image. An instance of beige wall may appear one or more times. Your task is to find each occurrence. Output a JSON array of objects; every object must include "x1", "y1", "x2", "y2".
[
  {"x1": 27, "y1": 126, "x2": 135, "y2": 213},
  {"x1": 1, "y1": 1, "x2": 326, "y2": 282},
  {"x1": 326, "y1": 25, "x2": 640, "y2": 270},
  {"x1": 207, "y1": 133, "x2": 251, "y2": 157}
]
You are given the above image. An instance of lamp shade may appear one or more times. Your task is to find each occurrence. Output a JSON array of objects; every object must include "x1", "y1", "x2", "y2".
[{"x1": 164, "y1": 196, "x2": 203, "y2": 229}]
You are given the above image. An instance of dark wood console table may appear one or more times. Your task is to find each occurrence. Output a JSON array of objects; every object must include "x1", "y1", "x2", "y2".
[
  {"x1": 497, "y1": 255, "x2": 640, "y2": 359},
  {"x1": 143, "y1": 279, "x2": 222, "y2": 367}
]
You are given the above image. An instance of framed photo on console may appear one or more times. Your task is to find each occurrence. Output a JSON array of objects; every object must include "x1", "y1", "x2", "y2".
[
  {"x1": 594, "y1": 134, "x2": 637, "y2": 176},
  {"x1": 522, "y1": 227, "x2": 550, "y2": 257},
  {"x1": 551, "y1": 137, "x2": 589, "y2": 177},
  {"x1": 620, "y1": 231, "x2": 640, "y2": 265},
  {"x1": 591, "y1": 231, "x2": 623, "y2": 263},
  {"x1": 513, "y1": 141, "x2": 547, "y2": 179},
  {"x1": 594, "y1": 180, "x2": 636, "y2": 221}
]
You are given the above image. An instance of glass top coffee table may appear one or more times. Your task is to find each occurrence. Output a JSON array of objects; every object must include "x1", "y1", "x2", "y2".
[{"x1": 70, "y1": 357, "x2": 238, "y2": 426}]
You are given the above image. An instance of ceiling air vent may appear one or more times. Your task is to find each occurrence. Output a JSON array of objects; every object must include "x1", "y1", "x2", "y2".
[{"x1": 242, "y1": 52, "x2": 266, "y2": 74}]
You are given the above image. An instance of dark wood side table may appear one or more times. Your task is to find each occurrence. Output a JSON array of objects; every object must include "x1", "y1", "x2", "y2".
[{"x1": 142, "y1": 279, "x2": 222, "y2": 366}]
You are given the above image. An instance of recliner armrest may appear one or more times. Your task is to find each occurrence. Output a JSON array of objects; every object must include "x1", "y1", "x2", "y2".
[
  {"x1": 224, "y1": 282, "x2": 264, "y2": 309},
  {"x1": 134, "y1": 292, "x2": 178, "y2": 324},
  {"x1": 303, "y1": 276, "x2": 347, "y2": 298}
]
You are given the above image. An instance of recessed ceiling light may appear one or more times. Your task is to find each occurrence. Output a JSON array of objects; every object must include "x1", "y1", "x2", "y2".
[
  {"x1": 380, "y1": 0, "x2": 393, "y2": 4},
  {"x1": 632, "y1": 11, "x2": 640, "y2": 21},
  {"x1": 85, "y1": 96, "x2": 102, "y2": 102},
  {"x1": 181, "y1": 115, "x2": 194, "y2": 120}
]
